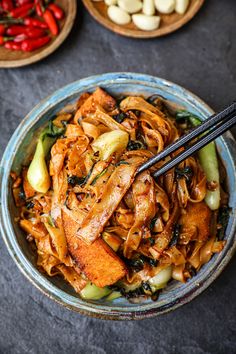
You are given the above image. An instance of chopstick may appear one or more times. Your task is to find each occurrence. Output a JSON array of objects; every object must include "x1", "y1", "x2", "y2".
[{"x1": 137, "y1": 102, "x2": 236, "y2": 179}]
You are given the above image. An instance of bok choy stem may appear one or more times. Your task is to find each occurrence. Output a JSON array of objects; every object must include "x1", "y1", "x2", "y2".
[
  {"x1": 176, "y1": 110, "x2": 220, "y2": 210},
  {"x1": 27, "y1": 121, "x2": 65, "y2": 193}
]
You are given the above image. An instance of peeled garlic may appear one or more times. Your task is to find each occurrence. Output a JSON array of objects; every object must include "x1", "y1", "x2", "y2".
[
  {"x1": 132, "y1": 14, "x2": 160, "y2": 31},
  {"x1": 154, "y1": 0, "x2": 175, "y2": 14},
  {"x1": 118, "y1": 0, "x2": 143, "y2": 14},
  {"x1": 105, "y1": 0, "x2": 117, "y2": 5},
  {"x1": 107, "y1": 5, "x2": 131, "y2": 25},
  {"x1": 175, "y1": 0, "x2": 189, "y2": 14},
  {"x1": 143, "y1": 0, "x2": 155, "y2": 16}
]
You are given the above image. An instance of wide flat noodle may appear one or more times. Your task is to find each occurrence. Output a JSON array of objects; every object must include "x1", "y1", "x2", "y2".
[
  {"x1": 149, "y1": 204, "x2": 180, "y2": 259},
  {"x1": 44, "y1": 222, "x2": 68, "y2": 262},
  {"x1": 74, "y1": 87, "x2": 116, "y2": 123},
  {"x1": 124, "y1": 171, "x2": 156, "y2": 258},
  {"x1": 93, "y1": 108, "x2": 127, "y2": 132},
  {"x1": 120, "y1": 96, "x2": 170, "y2": 137},
  {"x1": 57, "y1": 264, "x2": 87, "y2": 293},
  {"x1": 76, "y1": 161, "x2": 141, "y2": 244},
  {"x1": 20, "y1": 219, "x2": 48, "y2": 239}
]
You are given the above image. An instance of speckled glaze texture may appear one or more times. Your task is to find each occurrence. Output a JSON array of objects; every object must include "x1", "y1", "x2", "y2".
[{"x1": 0, "y1": 73, "x2": 236, "y2": 320}]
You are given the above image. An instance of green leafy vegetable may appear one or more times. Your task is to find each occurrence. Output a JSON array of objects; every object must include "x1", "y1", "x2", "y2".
[
  {"x1": 91, "y1": 168, "x2": 108, "y2": 186},
  {"x1": 112, "y1": 112, "x2": 127, "y2": 124},
  {"x1": 148, "y1": 237, "x2": 156, "y2": 246},
  {"x1": 47, "y1": 215, "x2": 55, "y2": 227},
  {"x1": 132, "y1": 110, "x2": 141, "y2": 118},
  {"x1": 26, "y1": 201, "x2": 35, "y2": 209},
  {"x1": 150, "y1": 217, "x2": 157, "y2": 231},
  {"x1": 127, "y1": 255, "x2": 157, "y2": 272},
  {"x1": 128, "y1": 258, "x2": 144, "y2": 272},
  {"x1": 146, "y1": 257, "x2": 158, "y2": 267},
  {"x1": 175, "y1": 166, "x2": 193, "y2": 182},
  {"x1": 142, "y1": 282, "x2": 152, "y2": 295},
  {"x1": 120, "y1": 281, "x2": 158, "y2": 300},
  {"x1": 127, "y1": 140, "x2": 145, "y2": 151},
  {"x1": 217, "y1": 206, "x2": 231, "y2": 240},
  {"x1": 175, "y1": 110, "x2": 202, "y2": 126},
  {"x1": 67, "y1": 175, "x2": 87, "y2": 186},
  {"x1": 120, "y1": 286, "x2": 145, "y2": 299},
  {"x1": 68, "y1": 165, "x2": 95, "y2": 187},
  {"x1": 115, "y1": 161, "x2": 129, "y2": 166},
  {"x1": 169, "y1": 224, "x2": 181, "y2": 247},
  {"x1": 18, "y1": 188, "x2": 26, "y2": 201}
]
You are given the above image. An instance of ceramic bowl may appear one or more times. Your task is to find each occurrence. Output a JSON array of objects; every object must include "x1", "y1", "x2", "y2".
[{"x1": 1, "y1": 73, "x2": 236, "y2": 320}]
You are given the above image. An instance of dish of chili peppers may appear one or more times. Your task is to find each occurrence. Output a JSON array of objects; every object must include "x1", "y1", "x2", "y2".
[{"x1": 0, "y1": 0, "x2": 77, "y2": 67}]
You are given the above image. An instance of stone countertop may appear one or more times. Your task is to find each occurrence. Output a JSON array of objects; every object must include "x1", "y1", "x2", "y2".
[{"x1": 0, "y1": 0, "x2": 235, "y2": 353}]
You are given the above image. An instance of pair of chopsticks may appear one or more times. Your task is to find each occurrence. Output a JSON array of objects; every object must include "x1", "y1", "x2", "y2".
[{"x1": 138, "y1": 102, "x2": 236, "y2": 178}]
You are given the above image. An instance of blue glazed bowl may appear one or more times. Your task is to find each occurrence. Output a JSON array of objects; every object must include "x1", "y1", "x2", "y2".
[{"x1": 1, "y1": 73, "x2": 236, "y2": 320}]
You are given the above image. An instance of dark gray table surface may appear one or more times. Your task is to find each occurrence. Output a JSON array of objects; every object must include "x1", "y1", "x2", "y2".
[{"x1": 0, "y1": 1, "x2": 235, "y2": 353}]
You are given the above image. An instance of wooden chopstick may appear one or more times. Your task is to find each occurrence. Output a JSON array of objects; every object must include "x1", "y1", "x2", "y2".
[{"x1": 137, "y1": 103, "x2": 236, "y2": 179}]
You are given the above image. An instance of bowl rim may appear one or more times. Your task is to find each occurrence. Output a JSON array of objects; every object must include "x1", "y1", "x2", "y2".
[{"x1": 1, "y1": 72, "x2": 236, "y2": 320}]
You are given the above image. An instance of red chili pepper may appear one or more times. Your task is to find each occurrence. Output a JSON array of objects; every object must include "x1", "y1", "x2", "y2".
[
  {"x1": 10, "y1": 3, "x2": 34, "y2": 18},
  {"x1": 4, "y1": 41, "x2": 22, "y2": 50},
  {"x1": 48, "y1": 3, "x2": 64, "y2": 20},
  {"x1": 34, "y1": 0, "x2": 43, "y2": 16},
  {"x1": 13, "y1": 33, "x2": 27, "y2": 42},
  {"x1": 0, "y1": 24, "x2": 5, "y2": 35},
  {"x1": 2, "y1": 0, "x2": 14, "y2": 11},
  {"x1": 24, "y1": 17, "x2": 48, "y2": 28},
  {"x1": 6, "y1": 34, "x2": 28, "y2": 42},
  {"x1": 35, "y1": 3, "x2": 43, "y2": 16},
  {"x1": 21, "y1": 35, "x2": 50, "y2": 51},
  {"x1": 7, "y1": 25, "x2": 45, "y2": 37},
  {"x1": 14, "y1": 30, "x2": 45, "y2": 42},
  {"x1": 16, "y1": 0, "x2": 33, "y2": 5},
  {"x1": 14, "y1": 33, "x2": 36, "y2": 42},
  {"x1": 6, "y1": 25, "x2": 28, "y2": 35},
  {"x1": 43, "y1": 9, "x2": 58, "y2": 36}
]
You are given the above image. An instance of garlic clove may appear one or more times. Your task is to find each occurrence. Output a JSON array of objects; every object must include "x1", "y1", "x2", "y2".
[
  {"x1": 118, "y1": 0, "x2": 143, "y2": 14},
  {"x1": 175, "y1": 0, "x2": 189, "y2": 15},
  {"x1": 105, "y1": 0, "x2": 117, "y2": 5},
  {"x1": 154, "y1": 0, "x2": 175, "y2": 14},
  {"x1": 142, "y1": 0, "x2": 155, "y2": 16},
  {"x1": 107, "y1": 5, "x2": 131, "y2": 25},
  {"x1": 132, "y1": 14, "x2": 160, "y2": 31}
]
